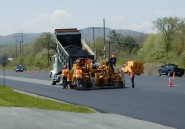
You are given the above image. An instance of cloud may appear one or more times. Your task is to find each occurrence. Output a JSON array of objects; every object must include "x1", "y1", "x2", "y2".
[
  {"x1": 50, "y1": 10, "x2": 71, "y2": 25},
  {"x1": 26, "y1": 10, "x2": 71, "y2": 25},
  {"x1": 21, "y1": 10, "x2": 72, "y2": 33},
  {"x1": 51, "y1": 10, "x2": 71, "y2": 20}
]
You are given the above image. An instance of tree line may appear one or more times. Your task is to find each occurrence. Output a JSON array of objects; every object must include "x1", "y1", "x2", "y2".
[
  {"x1": 138, "y1": 16, "x2": 185, "y2": 68},
  {"x1": 1, "y1": 16, "x2": 185, "y2": 69}
]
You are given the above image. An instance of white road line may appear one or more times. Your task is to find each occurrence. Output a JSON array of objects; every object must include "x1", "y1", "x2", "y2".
[{"x1": 0, "y1": 75, "x2": 62, "y2": 88}]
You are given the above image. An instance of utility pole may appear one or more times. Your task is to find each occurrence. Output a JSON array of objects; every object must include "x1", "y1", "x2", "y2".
[
  {"x1": 103, "y1": 19, "x2": 106, "y2": 60},
  {"x1": 21, "y1": 31, "x2": 24, "y2": 55},
  {"x1": 48, "y1": 40, "x2": 50, "y2": 63},
  {"x1": 92, "y1": 27, "x2": 95, "y2": 52},
  {"x1": 13, "y1": 32, "x2": 25, "y2": 56},
  {"x1": 103, "y1": 19, "x2": 106, "y2": 44},
  {"x1": 108, "y1": 29, "x2": 111, "y2": 59},
  {"x1": 13, "y1": 36, "x2": 18, "y2": 58},
  {"x1": 19, "y1": 41, "x2": 22, "y2": 54}
]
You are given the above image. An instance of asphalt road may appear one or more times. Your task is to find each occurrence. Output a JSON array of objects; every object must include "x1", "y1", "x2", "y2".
[{"x1": 0, "y1": 70, "x2": 185, "y2": 129}]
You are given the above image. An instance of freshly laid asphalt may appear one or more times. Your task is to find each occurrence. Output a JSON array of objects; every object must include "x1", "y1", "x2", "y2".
[
  {"x1": 0, "y1": 107, "x2": 175, "y2": 129},
  {"x1": 0, "y1": 71, "x2": 181, "y2": 129},
  {"x1": 0, "y1": 76, "x2": 176, "y2": 129}
]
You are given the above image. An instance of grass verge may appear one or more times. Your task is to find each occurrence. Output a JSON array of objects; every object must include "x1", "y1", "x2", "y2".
[{"x1": 0, "y1": 86, "x2": 96, "y2": 113}]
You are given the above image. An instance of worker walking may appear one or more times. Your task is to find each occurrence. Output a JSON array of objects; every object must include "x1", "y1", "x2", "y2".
[
  {"x1": 62, "y1": 65, "x2": 68, "y2": 89},
  {"x1": 130, "y1": 66, "x2": 135, "y2": 88},
  {"x1": 76, "y1": 66, "x2": 83, "y2": 90}
]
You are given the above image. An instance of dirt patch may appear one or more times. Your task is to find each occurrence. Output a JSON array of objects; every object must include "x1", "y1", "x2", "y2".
[{"x1": 143, "y1": 63, "x2": 162, "y2": 76}]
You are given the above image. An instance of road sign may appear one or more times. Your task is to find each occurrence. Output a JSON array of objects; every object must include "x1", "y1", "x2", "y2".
[
  {"x1": 0, "y1": 55, "x2": 8, "y2": 67},
  {"x1": 0, "y1": 55, "x2": 8, "y2": 86}
]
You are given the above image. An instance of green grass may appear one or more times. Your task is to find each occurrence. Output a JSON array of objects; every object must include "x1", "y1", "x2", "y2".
[{"x1": 0, "y1": 86, "x2": 96, "y2": 113}]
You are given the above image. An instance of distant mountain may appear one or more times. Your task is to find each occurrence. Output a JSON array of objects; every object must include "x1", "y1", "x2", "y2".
[
  {"x1": 0, "y1": 28, "x2": 147, "y2": 45},
  {"x1": 0, "y1": 33, "x2": 43, "y2": 45},
  {"x1": 115, "y1": 29, "x2": 147, "y2": 37}
]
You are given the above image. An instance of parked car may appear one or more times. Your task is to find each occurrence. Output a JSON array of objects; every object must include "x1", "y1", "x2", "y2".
[
  {"x1": 14, "y1": 65, "x2": 26, "y2": 72},
  {"x1": 158, "y1": 63, "x2": 184, "y2": 77}
]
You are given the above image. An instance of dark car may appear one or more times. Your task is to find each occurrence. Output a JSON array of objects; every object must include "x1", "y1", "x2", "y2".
[
  {"x1": 19, "y1": 65, "x2": 26, "y2": 71},
  {"x1": 158, "y1": 63, "x2": 184, "y2": 77},
  {"x1": 14, "y1": 65, "x2": 26, "y2": 72}
]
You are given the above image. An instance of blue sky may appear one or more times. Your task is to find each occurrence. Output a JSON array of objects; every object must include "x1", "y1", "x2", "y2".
[{"x1": 0, "y1": 0, "x2": 184, "y2": 35}]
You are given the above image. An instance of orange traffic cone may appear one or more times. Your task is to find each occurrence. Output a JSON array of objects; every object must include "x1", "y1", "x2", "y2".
[
  {"x1": 168, "y1": 78, "x2": 173, "y2": 87},
  {"x1": 172, "y1": 72, "x2": 176, "y2": 79}
]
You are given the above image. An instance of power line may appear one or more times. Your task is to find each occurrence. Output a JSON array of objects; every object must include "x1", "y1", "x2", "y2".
[{"x1": 13, "y1": 32, "x2": 25, "y2": 57}]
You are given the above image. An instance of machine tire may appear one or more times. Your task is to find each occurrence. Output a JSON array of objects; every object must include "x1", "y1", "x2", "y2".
[
  {"x1": 121, "y1": 82, "x2": 125, "y2": 88},
  {"x1": 51, "y1": 79, "x2": 56, "y2": 85}
]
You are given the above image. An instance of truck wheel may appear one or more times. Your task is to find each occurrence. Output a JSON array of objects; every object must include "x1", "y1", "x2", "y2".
[
  {"x1": 51, "y1": 79, "x2": 56, "y2": 85},
  {"x1": 120, "y1": 81, "x2": 125, "y2": 88}
]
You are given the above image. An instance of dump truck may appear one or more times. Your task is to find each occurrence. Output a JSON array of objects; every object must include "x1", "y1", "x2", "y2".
[
  {"x1": 50, "y1": 28, "x2": 125, "y2": 89},
  {"x1": 123, "y1": 61, "x2": 144, "y2": 75}
]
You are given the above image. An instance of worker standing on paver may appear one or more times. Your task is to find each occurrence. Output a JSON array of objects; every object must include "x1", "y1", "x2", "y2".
[
  {"x1": 109, "y1": 52, "x2": 117, "y2": 72},
  {"x1": 130, "y1": 66, "x2": 135, "y2": 88}
]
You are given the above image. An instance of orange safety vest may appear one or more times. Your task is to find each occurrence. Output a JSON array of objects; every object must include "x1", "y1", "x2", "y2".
[
  {"x1": 130, "y1": 69, "x2": 135, "y2": 77},
  {"x1": 62, "y1": 69, "x2": 68, "y2": 77},
  {"x1": 76, "y1": 69, "x2": 82, "y2": 78}
]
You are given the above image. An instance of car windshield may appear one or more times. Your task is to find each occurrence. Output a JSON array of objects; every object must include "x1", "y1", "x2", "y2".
[
  {"x1": 20, "y1": 66, "x2": 24, "y2": 68},
  {"x1": 16, "y1": 66, "x2": 20, "y2": 68}
]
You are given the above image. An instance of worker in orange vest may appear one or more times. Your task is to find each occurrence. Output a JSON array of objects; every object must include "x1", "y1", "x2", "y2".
[
  {"x1": 76, "y1": 66, "x2": 83, "y2": 89},
  {"x1": 130, "y1": 66, "x2": 135, "y2": 88},
  {"x1": 62, "y1": 65, "x2": 68, "y2": 89}
]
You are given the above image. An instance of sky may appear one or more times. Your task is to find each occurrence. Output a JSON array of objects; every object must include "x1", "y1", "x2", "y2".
[{"x1": 0, "y1": 0, "x2": 185, "y2": 36}]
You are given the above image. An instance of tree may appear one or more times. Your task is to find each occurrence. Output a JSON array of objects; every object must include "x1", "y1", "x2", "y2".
[
  {"x1": 137, "y1": 34, "x2": 168, "y2": 63},
  {"x1": 109, "y1": 30, "x2": 137, "y2": 53},
  {"x1": 33, "y1": 33, "x2": 56, "y2": 63},
  {"x1": 176, "y1": 20, "x2": 185, "y2": 49},
  {"x1": 41, "y1": 33, "x2": 56, "y2": 51},
  {"x1": 119, "y1": 35, "x2": 137, "y2": 53},
  {"x1": 153, "y1": 17, "x2": 183, "y2": 53}
]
